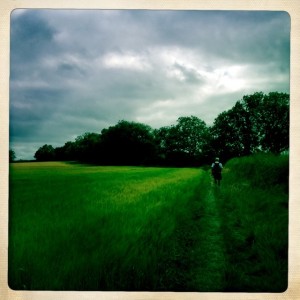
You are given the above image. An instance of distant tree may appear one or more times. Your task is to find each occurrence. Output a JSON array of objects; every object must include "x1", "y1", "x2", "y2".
[
  {"x1": 211, "y1": 102, "x2": 255, "y2": 161},
  {"x1": 238, "y1": 91, "x2": 289, "y2": 154},
  {"x1": 54, "y1": 133, "x2": 101, "y2": 162},
  {"x1": 155, "y1": 125, "x2": 183, "y2": 165},
  {"x1": 63, "y1": 141, "x2": 77, "y2": 160},
  {"x1": 211, "y1": 92, "x2": 289, "y2": 161},
  {"x1": 32, "y1": 91, "x2": 289, "y2": 166},
  {"x1": 54, "y1": 141, "x2": 75, "y2": 161},
  {"x1": 73, "y1": 132, "x2": 101, "y2": 162},
  {"x1": 34, "y1": 144, "x2": 55, "y2": 161},
  {"x1": 9, "y1": 149, "x2": 16, "y2": 162},
  {"x1": 210, "y1": 110, "x2": 241, "y2": 162},
  {"x1": 176, "y1": 116, "x2": 209, "y2": 158},
  {"x1": 156, "y1": 116, "x2": 209, "y2": 166},
  {"x1": 255, "y1": 92, "x2": 289, "y2": 153},
  {"x1": 100, "y1": 120, "x2": 156, "y2": 165},
  {"x1": 54, "y1": 145, "x2": 65, "y2": 161}
]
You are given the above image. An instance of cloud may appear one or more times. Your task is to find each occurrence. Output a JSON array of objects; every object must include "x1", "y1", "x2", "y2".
[
  {"x1": 102, "y1": 52, "x2": 151, "y2": 71},
  {"x1": 9, "y1": 9, "x2": 290, "y2": 159},
  {"x1": 10, "y1": 10, "x2": 58, "y2": 69}
]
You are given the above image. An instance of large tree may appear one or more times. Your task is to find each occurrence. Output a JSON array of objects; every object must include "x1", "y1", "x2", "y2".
[
  {"x1": 210, "y1": 109, "x2": 243, "y2": 161},
  {"x1": 211, "y1": 92, "x2": 289, "y2": 161},
  {"x1": 240, "y1": 91, "x2": 289, "y2": 154},
  {"x1": 100, "y1": 120, "x2": 157, "y2": 165},
  {"x1": 73, "y1": 132, "x2": 101, "y2": 162},
  {"x1": 256, "y1": 92, "x2": 289, "y2": 153},
  {"x1": 34, "y1": 144, "x2": 55, "y2": 161},
  {"x1": 156, "y1": 116, "x2": 209, "y2": 166},
  {"x1": 55, "y1": 141, "x2": 77, "y2": 161}
]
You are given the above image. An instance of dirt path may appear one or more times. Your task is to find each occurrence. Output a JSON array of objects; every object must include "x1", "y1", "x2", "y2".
[{"x1": 192, "y1": 178, "x2": 226, "y2": 291}]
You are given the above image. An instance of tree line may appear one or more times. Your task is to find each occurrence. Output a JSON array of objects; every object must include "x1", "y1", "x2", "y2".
[{"x1": 32, "y1": 91, "x2": 289, "y2": 166}]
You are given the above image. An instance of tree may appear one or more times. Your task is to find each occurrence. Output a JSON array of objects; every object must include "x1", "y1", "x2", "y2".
[
  {"x1": 156, "y1": 116, "x2": 209, "y2": 166},
  {"x1": 239, "y1": 92, "x2": 289, "y2": 154},
  {"x1": 9, "y1": 149, "x2": 16, "y2": 162},
  {"x1": 54, "y1": 141, "x2": 76, "y2": 161},
  {"x1": 175, "y1": 116, "x2": 209, "y2": 157},
  {"x1": 210, "y1": 109, "x2": 245, "y2": 161},
  {"x1": 73, "y1": 132, "x2": 101, "y2": 162},
  {"x1": 155, "y1": 125, "x2": 185, "y2": 165},
  {"x1": 34, "y1": 144, "x2": 55, "y2": 161},
  {"x1": 100, "y1": 120, "x2": 157, "y2": 165},
  {"x1": 257, "y1": 92, "x2": 289, "y2": 153},
  {"x1": 211, "y1": 92, "x2": 289, "y2": 161},
  {"x1": 32, "y1": 91, "x2": 289, "y2": 166}
]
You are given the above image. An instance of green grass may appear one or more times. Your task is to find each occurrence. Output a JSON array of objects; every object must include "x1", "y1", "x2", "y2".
[
  {"x1": 9, "y1": 162, "x2": 202, "y2": 290},
  {"x1": 8, "y1": 155, "x2": 288, "y2": 292},
  {"x1": 217, "y1": 153, "x2": 288, "y2": 292}
]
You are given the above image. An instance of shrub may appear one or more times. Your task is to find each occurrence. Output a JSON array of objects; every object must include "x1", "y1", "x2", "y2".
[{"x1": 224, "y1": 153, "x2": 288, "y2": 192}]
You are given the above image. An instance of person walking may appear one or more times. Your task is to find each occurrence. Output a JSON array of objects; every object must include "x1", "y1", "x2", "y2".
[{"x1": 211, "y1": 157, "x2": 223, "y2": 186}]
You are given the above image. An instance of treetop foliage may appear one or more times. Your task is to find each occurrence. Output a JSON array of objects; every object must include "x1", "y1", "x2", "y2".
[
  {"x1": 9, "y1": 149, "x2": 16, "y2": 162},
  {"x1": 33, "y1": 92, "x2": 289, "y2": 166}
]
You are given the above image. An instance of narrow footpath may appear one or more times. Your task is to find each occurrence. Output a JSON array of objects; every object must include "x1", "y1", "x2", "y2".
[{"x1": 191, "y1": 176, "x2": 227, "y2": 291}]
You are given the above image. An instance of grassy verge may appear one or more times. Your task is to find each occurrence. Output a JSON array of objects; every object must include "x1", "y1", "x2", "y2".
[
  {"x1": 218, "y1": 153, "x2": 288, "y2": 292},
  {"x1": 9, "y1": 162, "x2": 202, "y2": 291}
]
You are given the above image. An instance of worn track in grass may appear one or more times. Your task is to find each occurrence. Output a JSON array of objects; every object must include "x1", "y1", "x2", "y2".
[{"x1": 189, "y1": 175, "x2": 226, "y2": 291}]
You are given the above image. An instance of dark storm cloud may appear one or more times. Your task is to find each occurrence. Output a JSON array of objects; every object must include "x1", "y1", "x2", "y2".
[
  {"x1": 10, "y1": 10, "x2": 58, "y2": 72},
  {"x1": 9, "y1": 9, "x2": 290, "y2": 159},
  {"x1": 124, "y1": 10, "x2": 290, "y2": 65}
]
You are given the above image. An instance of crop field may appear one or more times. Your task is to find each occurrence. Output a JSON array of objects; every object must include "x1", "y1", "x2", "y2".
[
  {"x1": 9, "y1": 162, "x2": 203, "y2": 290},
  {"x1": 8, "y1": 155, "x2": 288, "y2": 292}
]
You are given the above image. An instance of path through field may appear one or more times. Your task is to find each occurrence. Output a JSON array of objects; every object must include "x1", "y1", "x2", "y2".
[{"x1": 191, "y1": 176, "x2": 227, "y2": 291}]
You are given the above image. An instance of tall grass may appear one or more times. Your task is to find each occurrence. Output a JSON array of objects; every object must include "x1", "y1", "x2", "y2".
[
  {"x1": 219, "y1": 153, "x2": 288, "y2": 292},
  {"x1": 225, "y1": 153, "x2": 289, "y2": 192},
  {"x1": 9, "y1": 162, "x2": 202, "y2": 290},
  {"x1": 9, "y1": 155, "x2": 288, "y2": 292}
]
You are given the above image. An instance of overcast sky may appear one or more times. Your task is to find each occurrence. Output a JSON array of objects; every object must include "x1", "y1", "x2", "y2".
[{"x1": 9, "y1": 9, "x2": 290, "y2": 160}]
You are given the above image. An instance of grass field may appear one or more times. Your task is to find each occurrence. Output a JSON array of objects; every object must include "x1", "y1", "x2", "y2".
[
  {"x1": 9, "y1": 156, "x2": 288, "y2": 291},
  {"x1": 9, "y1": 163, "x2": 203, "y2": 290}
]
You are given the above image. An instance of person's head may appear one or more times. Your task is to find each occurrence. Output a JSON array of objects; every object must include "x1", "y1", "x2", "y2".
[{"x1": 215, "y1": 157, "x2": 219, "y2": 162}]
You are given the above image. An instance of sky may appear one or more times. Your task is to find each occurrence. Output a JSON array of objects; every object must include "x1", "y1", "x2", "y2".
[{"x1": 9, "y1": 9, "x2": 290, "y2": 160}]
